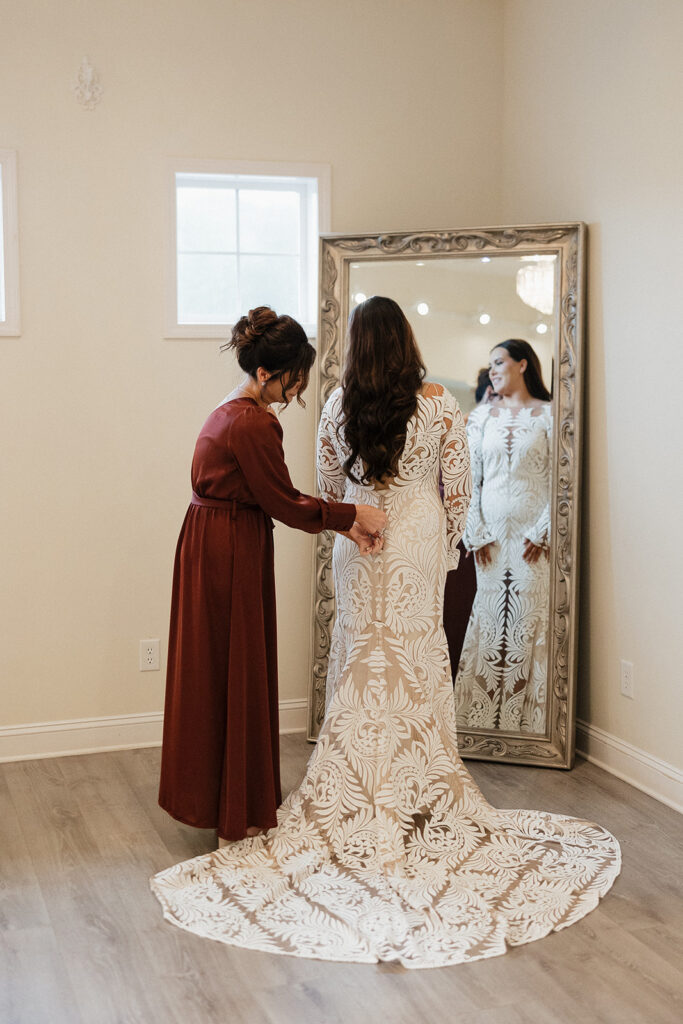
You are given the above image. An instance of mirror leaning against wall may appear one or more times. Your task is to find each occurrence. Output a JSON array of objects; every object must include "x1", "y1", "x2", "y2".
[{"x1": 309, "y1": 223, "x2": 586, "y2": 768}]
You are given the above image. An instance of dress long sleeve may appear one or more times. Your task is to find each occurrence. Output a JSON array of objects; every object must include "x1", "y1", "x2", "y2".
[
  {"x1": 463, "y1": 405, "x2": 496, "y2": 553},
  {"x1": 441, "y1": 390, "x2": 472, "y2": 570},
  {"x1": 523, "y1": 410, "x2": 553, "y2": 547},
  {"x1": 524, "y1": 504, "x2": 551, "y2": 547},
  {"x1": 229, "y1": 405, "x2": 355, "y2": 533},
  {"x1": 316, "y1": 399, "x2": 349, "y2": 502}
]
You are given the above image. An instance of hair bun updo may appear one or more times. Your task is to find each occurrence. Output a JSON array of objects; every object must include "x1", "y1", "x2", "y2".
[
  {"x1": 230, "y1": 306, "x2": 279, "y2": 351},
  {"x1": 222, "y1": 305, "x2": 317, "y2": 407},
  {"x1": 244, "y1": 306, "x2": 279, "y2": 343}
]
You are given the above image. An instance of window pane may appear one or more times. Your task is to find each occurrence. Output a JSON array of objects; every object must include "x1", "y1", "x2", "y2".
[
  {"x1": 178, "y1": 254, "x2": 238, "y2": 324},
  {"x1": 239, "y1": 254, "x2": 300, "y2": 318},
  {"x1": 239, "y1": 190, "x2": 300, "y2": 255},
  {"x1": 177, "y1": 185, "x2": 237, "y2": 253}
]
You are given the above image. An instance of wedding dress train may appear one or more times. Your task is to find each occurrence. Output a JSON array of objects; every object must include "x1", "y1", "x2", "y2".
[{"x1": 151, "y1": 386, "x2": 620, "y2": 968}]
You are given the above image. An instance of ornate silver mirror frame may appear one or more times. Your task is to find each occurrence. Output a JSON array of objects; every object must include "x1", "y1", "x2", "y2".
[{"x1": 308, "y1": 223, "x2": 586, "y2": 769}]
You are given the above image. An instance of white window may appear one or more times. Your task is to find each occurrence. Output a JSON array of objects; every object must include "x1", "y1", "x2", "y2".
[
  {"x1": 0, "y1": 150, "x2": 20, "y2": 336},
  {"x1": 166, "y1": 160, "x2": 330, "y2": 339}
]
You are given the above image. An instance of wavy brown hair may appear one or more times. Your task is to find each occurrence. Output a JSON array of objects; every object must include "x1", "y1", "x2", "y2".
[
  {"x1": 340, "y1": 296, "x2": 426, "y2": 484},
  {"x1": 222, "y1": 306, "x2": 315, "y2": 407}
]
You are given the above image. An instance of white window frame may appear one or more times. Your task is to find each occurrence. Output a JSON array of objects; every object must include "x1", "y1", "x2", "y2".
[
  {"x1": 0, "y1": 150, "x2": 21, "y2": 337},
  {"x1": 165, "y1": 159, "x2": 330, "y2": 340}
]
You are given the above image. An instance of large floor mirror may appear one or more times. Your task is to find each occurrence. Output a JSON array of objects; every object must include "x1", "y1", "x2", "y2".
[{"x1": 308, "y1": 224, "x2": 586, "y2": 768}]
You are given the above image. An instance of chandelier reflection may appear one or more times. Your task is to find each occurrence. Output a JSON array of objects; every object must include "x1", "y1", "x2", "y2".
[{"x1": 516, "y1": 256, "x2": 556, "y2": 316}]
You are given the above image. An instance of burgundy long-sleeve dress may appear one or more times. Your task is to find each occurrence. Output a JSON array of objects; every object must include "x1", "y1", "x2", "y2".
[{"x1": 158, "y1": 396, "x2": 355, "y2": 841}]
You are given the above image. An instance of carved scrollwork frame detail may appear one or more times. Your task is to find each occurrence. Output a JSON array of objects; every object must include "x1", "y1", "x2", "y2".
[{"x1": 308, "y1": 224, "x2": 586, "y2": 769}]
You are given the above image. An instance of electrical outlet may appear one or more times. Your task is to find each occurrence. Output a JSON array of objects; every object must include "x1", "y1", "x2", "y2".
[
  {"x1": 620, "y1": 659, "x2": 634, "y2": 699},
  {"x1": 140, "y1": 639, "x2": 160, "y2": 672}
]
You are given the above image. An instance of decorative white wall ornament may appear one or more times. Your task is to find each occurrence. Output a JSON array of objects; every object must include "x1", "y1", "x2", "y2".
[{"x1": 73, "y1": 57, "x2": 102, "y2": 110}]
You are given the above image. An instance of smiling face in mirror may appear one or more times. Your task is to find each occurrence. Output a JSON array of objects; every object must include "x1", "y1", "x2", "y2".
[
  {"x1": 488, "y1": 346, "x2": 526, "y2": 396},
  {"x1": 348, "y1": 255, "x2": 556, "y2": 736}
]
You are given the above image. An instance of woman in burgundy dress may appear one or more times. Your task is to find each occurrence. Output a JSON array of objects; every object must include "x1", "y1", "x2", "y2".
[{"x1": 159, "y1": 307, "x2": 386, "y2": 842}]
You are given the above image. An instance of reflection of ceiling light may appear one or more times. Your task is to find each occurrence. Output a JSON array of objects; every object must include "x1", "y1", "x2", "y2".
[
  {"x1": 516, "y1": 258, "x2": 555, "y2": 315},
  {"x1": 351, "y1": 263, "x2": 360, "y2": 269},
  {"x1": 479, "y1": 313, "x2": 491, "y2": 325},
  {"x1": 415, "y1": 261, "x2": 425, "y2": 266},
  {"x1": 536, "y1": 322, "x2": 549, "y2": 335},
  {"x1": 354, "y1": 292, "x2": 367, "y2": 304},
  {"x1": 481, "y1": 257, "x2": 491, "y2": 263},
  {"x1": 417, "y1": 302, "x2": 429, "y2": 316}
]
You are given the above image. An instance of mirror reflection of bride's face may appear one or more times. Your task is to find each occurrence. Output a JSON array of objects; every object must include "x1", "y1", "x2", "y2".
[{"x1": 488, "y1": 347, "x2": 526, "y2": 397}]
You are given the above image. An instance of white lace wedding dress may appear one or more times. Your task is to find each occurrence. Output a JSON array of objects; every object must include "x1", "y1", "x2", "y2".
[
  {"x1": 151, "y1": 385, "x2": 620, "y2": 968},
  {"x1": 455, "y1": 403, "x2": 552, "y2": 733}
]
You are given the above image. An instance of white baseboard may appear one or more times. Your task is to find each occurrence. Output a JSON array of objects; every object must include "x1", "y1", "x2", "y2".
[
  {"x1": 576, "y1": 718, "x2": 683, "y2": 815},
  {"x1": 0, "y1": 699, "x2": 308, "y2": 764},
  {"x1": 5, "y1": 709, "x2": 679, "y2": 817},
  {"x1": 0, "y1": 712, "x2": 165, "y2": 763},
  {"x1": 278, "y1": 698, "x2": 308, "y2": 735}
]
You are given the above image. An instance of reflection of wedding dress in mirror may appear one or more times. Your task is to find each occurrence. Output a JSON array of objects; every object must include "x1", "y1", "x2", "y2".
[
  {"x1": 151, "y1": 384, "x2": 619, "y2": 968},
  {"x1": 455, "y1": 403, "x2": 552, "y2": 733}
]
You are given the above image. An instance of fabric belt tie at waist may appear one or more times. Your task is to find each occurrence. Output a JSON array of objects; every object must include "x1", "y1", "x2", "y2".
[{"x1": 191, "y1": 492, "x2": 263, "y2": 520}]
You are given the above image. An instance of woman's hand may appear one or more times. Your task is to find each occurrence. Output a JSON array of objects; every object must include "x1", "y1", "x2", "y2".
[
  {"x1": 343, "y1": 522, "x2": 384, "y2": 556},
  {"x1": 474, "y1": 542, "x2": 495, "y2": 566},
  {"x1": 522, "y1": 538, "x2": 546, "y2": 564},
  {"x1": 341, "y1": 504, "x2": 386, "y2": 556},
  {"x1": 354, "y1": 504, "x2": 387, "y2": 537}
]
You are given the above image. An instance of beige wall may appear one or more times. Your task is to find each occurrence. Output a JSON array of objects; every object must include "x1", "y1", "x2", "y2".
[
  {"x1": 501, "y1": 0, "x2": 683, "y2": 769},
  {"x1": 0, "y1": 0, "x2": 503, "y2": 727},
  {"x1": 4, "y1": 0, "x2": 679, "y2": 778}
]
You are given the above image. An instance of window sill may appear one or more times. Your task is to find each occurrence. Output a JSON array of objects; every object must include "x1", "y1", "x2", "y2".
[{"x1": 164, "y1": 322, "x2": 317, "y2": 341}]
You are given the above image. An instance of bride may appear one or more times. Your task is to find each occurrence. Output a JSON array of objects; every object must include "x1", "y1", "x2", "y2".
[{"x1": 151, "y1": 296, "x2": 620, "y2": 968}]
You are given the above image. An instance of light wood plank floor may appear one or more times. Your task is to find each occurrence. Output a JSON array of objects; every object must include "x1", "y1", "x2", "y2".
[{"x1": 1, "y1": 736, "x2": 682, "y2": 1024}]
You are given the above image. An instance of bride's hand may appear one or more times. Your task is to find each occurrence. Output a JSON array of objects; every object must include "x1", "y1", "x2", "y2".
[
  {"x1": 343, "y1": 522, "x2": 384, "y2": 556},
  {"x1": 354, "y1": 504, "x2": 386, "y2": 537},
  {"x1": 474, "y1": 542, "x2": 495, "y2": 566},
  {"x1": 522, "y1": 538, "x2": 546, "y2": 563}
]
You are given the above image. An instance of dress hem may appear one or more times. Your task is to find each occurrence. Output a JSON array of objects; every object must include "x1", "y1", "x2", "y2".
[{"x1": 157, "y1": 800, "x2": 278, "y2": 840}]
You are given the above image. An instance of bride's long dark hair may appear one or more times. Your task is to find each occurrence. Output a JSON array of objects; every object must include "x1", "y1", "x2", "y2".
[{"x1": 340, "y1": 296, "x2": 426, "y2": 484}]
